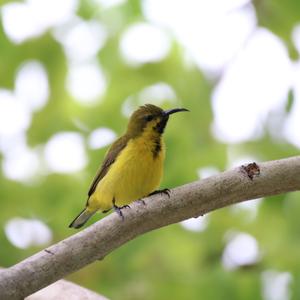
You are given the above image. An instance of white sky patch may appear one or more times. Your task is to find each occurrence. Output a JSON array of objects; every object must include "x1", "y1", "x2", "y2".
[
  {"x1": 2, "y1": 144, "x2": 40, "y2": 182},
  {"x1": 5, "y1": 217, "x2": 52, "y2": 249},
  {"x1": 0, "y1": 90, "x2": 31, "y2": 137},
  {"x1": 53, "y1": 18, "x2": 107, "y2": 63},
  {"x1": 120, "y1": 22, "x2": 171, "y2": 66},
  {"x1": 197, "y1": 166, "x2": 220, "y2": 179},
  {"x1": 212, "y1": 28, "x2": 292, "y2": 143},
  {"x1": 88, "y1": 127, "x2": 117, "y2": 149},
  {"x1": 66, "y1": 61, "x2": 107, "y2": 104},
  {"x1": 180, "y1": 216, "x2": 209, "y2": 232},
  {"x1": 44, "y1": 132, "x2": 87, "y2": 173},
  {"x1": 15, "y1": 60, "x2": 49, "y2": 112},
  {"x1": 1, "y1": 0, "x2": 78, "y2": 44},
  {"x1": 283, "y1": 62, "x2": 300, "y2": 148},
  {"x1": 121, "y1": 82, "x2": 177, "y2": 117},
  {"x1": 261, "y1": 270, "x2": 293, "y2": 300},
  {"x1": 222, "y1": 231, "x2": 260, "y2": 270},
  {"x1": 142, "y1": 0, "x2": 255, "y2": 74}
]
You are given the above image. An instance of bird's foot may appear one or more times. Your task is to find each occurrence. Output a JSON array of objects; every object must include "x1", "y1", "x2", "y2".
[
  {"x1": 113, "y1": 201, "x2": 130, "y2": 221},
  {"x1": 148, "y1": 188, "x2": 171, "y2": 198}
]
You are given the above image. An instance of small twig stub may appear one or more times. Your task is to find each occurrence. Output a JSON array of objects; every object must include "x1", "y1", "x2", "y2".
[
  {"x1": 44, "y1": 249, "x2": 54, "y2": 255},
  {"x1": 241, "y1": 162, "x2": 260, "y2": 180}
]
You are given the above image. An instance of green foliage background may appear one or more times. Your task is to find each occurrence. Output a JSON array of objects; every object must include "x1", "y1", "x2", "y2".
[{"x1": 0, "y1": 0, "x2": 300, "y2": 299}]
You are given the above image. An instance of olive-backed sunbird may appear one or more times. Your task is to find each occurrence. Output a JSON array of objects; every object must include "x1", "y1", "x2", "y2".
[{"x1": 69, "y1": 104, "x2": 188, "y2": 229}]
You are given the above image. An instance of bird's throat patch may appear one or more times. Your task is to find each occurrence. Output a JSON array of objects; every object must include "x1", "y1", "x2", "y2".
[{"x1": 152, "y1": 137, "x2": 162, "y2": 158}]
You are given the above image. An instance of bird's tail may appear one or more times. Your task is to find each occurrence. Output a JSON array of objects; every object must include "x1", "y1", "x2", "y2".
[{"x1": 69, "y1": 207, "x2": 96, "y2": 229}]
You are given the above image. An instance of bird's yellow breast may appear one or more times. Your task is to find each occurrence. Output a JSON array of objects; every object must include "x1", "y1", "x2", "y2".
[{"x1": 88, "y1": 135, "x2": 165, "y2": 211}]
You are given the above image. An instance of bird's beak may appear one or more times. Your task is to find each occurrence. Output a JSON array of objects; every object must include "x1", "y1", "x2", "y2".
[{"x1": 163, "y1": 108, "x2": 189, "y2": 116}]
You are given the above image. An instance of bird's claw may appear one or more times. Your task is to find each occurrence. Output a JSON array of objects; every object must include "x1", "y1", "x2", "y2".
[
  {"x1": 148, "y1": 188, "x2": 171, "y2": 198},
  {"x1": 113, "y1": 203, "x2": 130, "y2": 221},
  {"x1": 137, "y1": 199, "x2": 146, "y2": 205},
  {"x1": 120, "y1": 205, "x2": 131, "y2": 209}
]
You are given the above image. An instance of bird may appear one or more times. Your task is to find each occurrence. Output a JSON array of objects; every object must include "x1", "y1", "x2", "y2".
[{"x1": 69, "y1": 104, "x2": 188, "y2": 229}]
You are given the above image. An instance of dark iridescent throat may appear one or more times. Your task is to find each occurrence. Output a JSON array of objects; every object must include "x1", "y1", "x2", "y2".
[
  {"x1": 154, "y1": 116, "x2": 169, "y2": 134},
  {"x1": 151, "y1": 116, "x2": 168, "y2": 157},
  {"x1": 152, "y1": 136, "x2": 162, "y2": 158}
]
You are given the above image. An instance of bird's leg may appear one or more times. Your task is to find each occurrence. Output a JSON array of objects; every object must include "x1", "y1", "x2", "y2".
[
  {"x1": 148, "y1": 188, "x2": 171, "y2": 198},
  {"x1": 112, "y1": 198, "x2": 130, "y2": 221}
]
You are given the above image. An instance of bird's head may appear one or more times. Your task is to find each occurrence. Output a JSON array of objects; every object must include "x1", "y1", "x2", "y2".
[{"x1": 126, "y1": 104, "x2": 188, "y2": 138}]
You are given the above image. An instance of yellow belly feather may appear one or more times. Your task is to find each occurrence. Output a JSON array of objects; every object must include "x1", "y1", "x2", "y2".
[{"x1": 88, "y1": 136, "x2": 165, "y2": 212}]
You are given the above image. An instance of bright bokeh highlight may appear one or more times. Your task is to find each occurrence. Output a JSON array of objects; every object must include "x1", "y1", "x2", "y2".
[
  {"x1": 0, "y1": 90, "x2": 31, "y2": 137},
  {"x1": 5, "y1": 218, "x2": 52, "y2": 249},
  {"x1": 222, "y1": 232, "x2": 260, "y2": 270},
  {"x1": 53, "y1": 18, "x2": 107, "y2": 63},
  {"x1": 143, "y1": 0, "x2": 255, "y2": 74},
  {"x1": 261, "y1": 270, "x2": 293, "y2": 300},
  {"x1": 212, "y1": 29, "x2": 292, "y2": 143},
  {"x1": 44, "y1": 132, "x2": 87, "y2": 173},
  {"x1": 15, "y1": 60, "x2": 49, "y2": 112},
  {"x1": 1, "y1": 0, "x2": 78, "y2": 43},
  {"x1": 120, "y1": 23, "x2": 171, "y2": 66},
  {"x1": 66, "y1": 62, "x2": 107, "y2": 104},
  {"x1": 180, "y1": 216, "x2": 209, "y2": 232},
  {"x1": 88, "y1": 127, "x2": 117, "y2": 149}
]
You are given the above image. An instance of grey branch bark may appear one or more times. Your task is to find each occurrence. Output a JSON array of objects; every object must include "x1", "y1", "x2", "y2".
[
  {"x1": 1, "y1": 156, "x2": 300, "y2": 299},
  {"x1": 26, "y1": 279, "x2": 108, "y2": 300}
]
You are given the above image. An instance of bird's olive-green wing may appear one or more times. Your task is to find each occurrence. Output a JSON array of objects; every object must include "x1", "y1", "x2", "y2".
[{"x1": 88, "y1": 135, "x2": 128, "y2": 197}]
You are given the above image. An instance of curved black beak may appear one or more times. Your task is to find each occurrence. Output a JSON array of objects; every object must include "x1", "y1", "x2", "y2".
[{"x1": 163, "y1": 108, "x2": 189, "y2": 116}]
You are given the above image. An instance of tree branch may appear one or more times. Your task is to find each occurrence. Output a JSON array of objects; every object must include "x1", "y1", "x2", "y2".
[
  {"x1": 26, "y1": 279, "x2": 108, "y2": 300},
  {"x1": 1, "y1": 156, "x2": 300, "y2": 299}
]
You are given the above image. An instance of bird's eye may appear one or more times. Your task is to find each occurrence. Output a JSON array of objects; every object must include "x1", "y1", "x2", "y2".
[{"x1": 145, "y1": 115, "x2": 154, "y2": 122}]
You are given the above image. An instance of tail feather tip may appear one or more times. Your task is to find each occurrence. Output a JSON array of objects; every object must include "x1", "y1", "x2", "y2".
[{"x1": 69, "y1": 208, "x2": 95, "y2": 229}]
